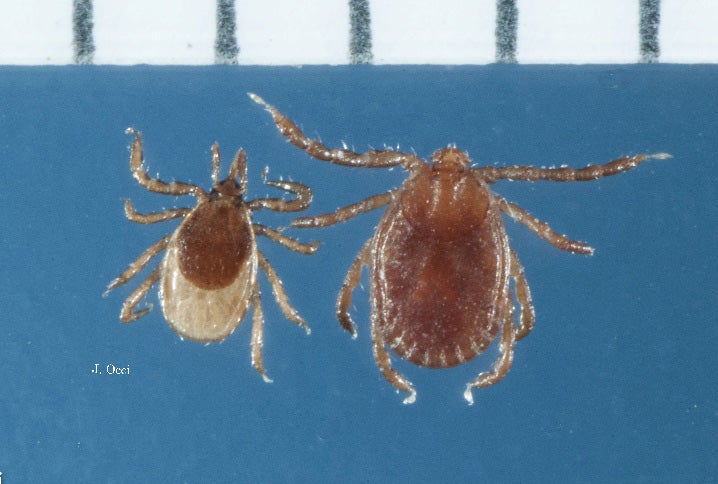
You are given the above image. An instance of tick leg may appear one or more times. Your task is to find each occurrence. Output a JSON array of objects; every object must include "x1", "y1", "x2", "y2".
[
  {"x1": 249, "y1": 93, "x2": 423, "y2": 170},
  {"x1": 118, "y1": 265, "x2": 161, "y2": 323},
  {"x1": 371, "y1": 312, "x2": 417, "y2": 404},
  {"x1": 464, "y1": 307, "x2": 517, "y2": 405},
  {"x1": 257, "y1": 250, "x2": 311, "y2": 335},
  {"x1": 250, "y1": 288, "x2": 273, "y2": 383},
  {"x1": 476, "y1": 152, "x2": 671, "y2": 183},
  {"x1": 336, "y1": 238, "x2": 372, "y2": 337},
  {"x1": 104, "y1": 233, "x2": 172, "y2": 295},
  {"x1": 291, "y1": 191, "x2": 395, "y2": 229},
  {"x1": 497, "y1": 196, "x2": 594, "y2": 255},
  {"x1": 253, "y1": 224, "x2": 319, "y2": 255},
  {"x1": 126, "y1": 128, "x2": 205, "y2": 198},
  {"x1": 249, "y1": 172, "x2": 313, "y2": 212},
  {"x1": 510, "y1": 248, "x2": 535, "y2": 341},
  {"x1": 122, "y1": 198, "x2": 190, "y2": 224}
]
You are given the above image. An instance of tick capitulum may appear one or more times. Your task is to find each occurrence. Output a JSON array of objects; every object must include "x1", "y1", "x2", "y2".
[
  {"x1": 251, "y1": 93, "x2": 670, "y2": 404},
  {"x1": 105, "y1": 128, "x2": 319, "y2": 382}
]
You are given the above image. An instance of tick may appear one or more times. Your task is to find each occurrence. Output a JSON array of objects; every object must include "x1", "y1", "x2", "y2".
[
  {"x1": 105, "y1": 128, "x2": 318, "y2": 381},
  {"x1": 251, "y1": 93, "x2": 670, "y2": 404}
]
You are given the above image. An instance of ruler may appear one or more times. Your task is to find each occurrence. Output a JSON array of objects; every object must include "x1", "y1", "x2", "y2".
[{"x1": 0, "y1": 0, "x2": 714, "y2": 64}]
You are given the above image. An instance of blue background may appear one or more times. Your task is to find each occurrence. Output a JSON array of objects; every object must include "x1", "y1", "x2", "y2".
[{"x1": 0, "y1": 65, "x2": 716, "y2": 482}]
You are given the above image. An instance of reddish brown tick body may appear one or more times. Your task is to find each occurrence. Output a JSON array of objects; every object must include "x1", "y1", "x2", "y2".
[
  {"x1": 105, "y1": 128, "x2": 318, "y2": 381},
  {"x1": 251, "y1": 93, "x2": 670, "y2": 404},
  {"x1": 373, "y1": 150, "x2": 509, "y2": 370}
]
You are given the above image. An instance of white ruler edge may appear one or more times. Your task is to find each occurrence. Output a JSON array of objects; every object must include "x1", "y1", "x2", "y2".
[{"x1": 0, "y1": 0, "x2": 714, "y2": 65}]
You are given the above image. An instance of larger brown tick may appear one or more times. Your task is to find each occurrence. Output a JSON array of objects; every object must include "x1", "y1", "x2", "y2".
[
  {"x1": 251, "y1": 93, "x2": 670, "y2": 404},
  {"x1": 105, "y1": 128, "x2": 318, "y2": 382}
]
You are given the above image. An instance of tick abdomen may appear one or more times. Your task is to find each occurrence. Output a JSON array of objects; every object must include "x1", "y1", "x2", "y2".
[
  {"x1": 372, "y1": 170, "x2": 510, "y2": 368},
  {"x1": 160, "y1": 200, "x2": 257, "y2": 343}
]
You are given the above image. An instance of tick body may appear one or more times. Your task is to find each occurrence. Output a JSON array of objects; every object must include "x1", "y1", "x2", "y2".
[
  {"x1": 161, "y1": 197, "x2": 256, "y2": 341},
  {"x1": 251, "y1": 93, "x2": 670, "y2": 404},
  {"x1": 105, "y1": 128, "x2": 318, "y2": 381},
  {"x1": 372, "y1": 157, "x2": 510, "y2": 370}
]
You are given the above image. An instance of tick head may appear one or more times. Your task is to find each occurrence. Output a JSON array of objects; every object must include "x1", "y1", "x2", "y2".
[
  {"x1": 209, "y1": 146, "x2": 248, "y2": 200},
  {"x1": 212, "y1": 177, "x2": 244, "y2": 200},
  {"x1": 430, "y1": 147, "x2": 470, "y2": 172}
]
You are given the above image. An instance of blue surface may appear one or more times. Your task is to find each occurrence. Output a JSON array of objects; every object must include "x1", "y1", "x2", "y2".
[{"x1": 0, "y1": 65, "x2": 716, "y2": 482}]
